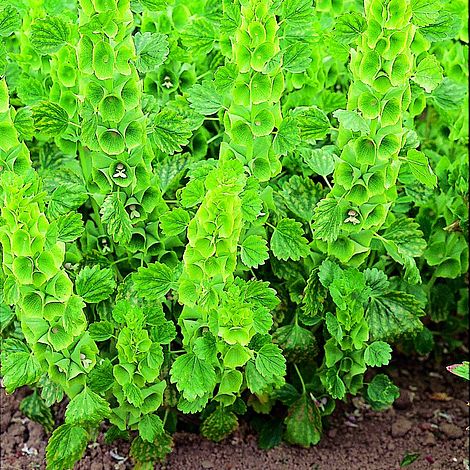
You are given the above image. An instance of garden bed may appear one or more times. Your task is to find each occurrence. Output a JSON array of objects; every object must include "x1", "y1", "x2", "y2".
[{"x1": 2, "y1": 355, "x2": 468, "y2": 470}]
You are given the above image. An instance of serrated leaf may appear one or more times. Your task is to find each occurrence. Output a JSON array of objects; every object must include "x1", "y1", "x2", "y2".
[
  {"x1": 273, "y1": 116, "x2": 300, "y2": 155},
  {"x1": 271, "y1": 218, "x2": 310, "y2": 261},
  {"x1": 188, "y1": 80, "x2": 223, "y2": 115},
  {"x1": 138, "y1": 414, "x2": 164, "y2": 443},
  {"x1": 170, "y1": 353, "x2": 217, "y2": 401},
  {"x1": 201, "y1": 407, "x2": 238, "y2": 442},
  {"x1": 411, "y1": 0, "x2": 441, "y2": 26},
  {"x1": 282, "y1": 43, "x2": 312, "y2": 73},
  {"x1": 76, "y1": 265, "x2": 116, "y2": 304},
  {"x1": 284, "y1": 393, "x2": 322, "y2": 447},
  {"x1": 366, "y1": 291, "x2": 424, "y2": 341},
  {"x1": 412, "y1": 55, "x2": 443, "y2": 93},
  {"x1": 240, "y1": 235, "x2": 269, "y2": 268},
  {"x1": 65, "y1": 387, "x2": 111, "y2": 425},
  {"x1": 280, "y1": 175, "x2": 323, "y2": 221},
  {"x1": 405, "y1": 149, "x2": 437, "y2": 188},
  {"x1": 89, "y1": 321, "x2": 114, "y2": 342},
  {"x1": 312, "y1": 198, "x2": 343, "y2": 242},
  {"x1": 1, "y1": 351, "x2": 42, "y2": 394},
  {"x1": 333, "y1": 109, "x2": 370, "y2": 133},
  {"x1": 56, "y1": 212, "x2": 85, "y2": 242},
  {"x1": 46, "y1": 424, "x2": 88, "y2": 470},
  {"x1": 302, "y1": 146, "x2": 337, "y2": 177},
  {"x1": 133, "y1": 262, "x2": 176, "y2": 300},
  {"x1": 0, "y1": 6, "x2": 21, "y2": 37},
  {"x1": 134, "y1": 32, "x2": 169, "y2": 73},
  {"x1": 294, "y1": 106, "x2": 331, "y2": 143},
  {"x1": 430, "y1": 78, "x2": 467, "y2": 110},
  {"x1": 255, "y1": 343, "x2": 286, "y2": 381},
  {"x1": 100, "y1": 193, "x2": 133, "y2": 244},
  {"x1": 33, "y1": 102, "x2": 70, "y2": 136},
  {"x1": 333, "y1": 12, "x2": 366, "y2": 44},
  {"x1": 273, "y1": 323, "x2": 317, "y2": 362},
  {"x1": 364, "y1": 341, "x2": 392, "y2": 367},
  {"x1": 420, "y1": 12, "x2": 462, "y2": 42},
  {"x1": 31, "y1": 16, "x2": 70, "y2": 54},
  {"x1": 20, "y1": 391, "x2": 54, "y2": 433},
  {"x1": 149, "y1": 109, "x2": 192, "y2": 155},
  {"x1": 366, "y1": 374, "x2": 399, "y2": 410},
  {"x1": 181, "y1": 18, "x2": 218, "y2": 55},
  {"x1": 160, "y1": 208, "x2": 190, "y2": 237}
]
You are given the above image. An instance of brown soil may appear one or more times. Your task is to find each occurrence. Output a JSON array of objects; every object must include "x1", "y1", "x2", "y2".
[{"x1": 1, "y1": 357, "x2": 469, "y2": 470}]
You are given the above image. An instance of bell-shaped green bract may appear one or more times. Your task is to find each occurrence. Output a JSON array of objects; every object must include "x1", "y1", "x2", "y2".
[
  {"x1": 318, "y1": 0, "x2": 427, "y2": 264},
  {"x1": 0, "y1": 81, "x2": 96, "y2": 401}
]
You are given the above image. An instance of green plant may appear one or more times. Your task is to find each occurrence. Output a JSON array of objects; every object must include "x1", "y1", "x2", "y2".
[{"x1": 0, "y1": 0, "x2": 468, "y2": 468}]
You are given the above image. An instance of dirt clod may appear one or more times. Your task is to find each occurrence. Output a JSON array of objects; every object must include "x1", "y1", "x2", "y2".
[
  {"x1": 391, "y1": 417, "x2": 413, "y2": 437},
  {"x1": 440, "y1": 423, "x2": 464, "y2": 439}
]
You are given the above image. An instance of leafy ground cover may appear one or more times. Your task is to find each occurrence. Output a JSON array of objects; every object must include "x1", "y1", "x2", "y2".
[{"x1": 0, "y1": 0, "x2": 468, "y2": 469}]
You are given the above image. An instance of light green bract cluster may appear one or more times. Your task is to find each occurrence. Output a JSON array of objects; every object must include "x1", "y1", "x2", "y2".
[{"x1": 0, "y1": 0, "x2": 468, "y2": 467}]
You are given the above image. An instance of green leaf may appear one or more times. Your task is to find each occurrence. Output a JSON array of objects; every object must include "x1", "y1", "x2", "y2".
[
  {"x1": 13, "y1": 107, "x2": 34, "y2": 141},
  {"x1": 366, "y1": 290, "x2": 424, "y2": 341},
  {"x1": 273, "y1": 117, "x2": 300, "y2": 156},
  {"x1": 284, "y1": 393, "x2": 322, "y2": 447},
  {"x1": 130, "y1": 433, "x2": 173, "y2": 465},
  {"x1": 273, "y1": 323, "x2": 317, "y2": 362},
  {"x1": 282, "y1": 43, "x2": 312, "y2": 73},
  {"x1": 138, "y1": 414, "x2": 164, "y2": 443},
  {"x1": 421, "y1": 12, "x2": 462, "y2": 42},
  {"x1": 0, "y1": 6, "x2": 21, "y2": 37},
  {"x1": 149, "y1": 109, "x2": 192, "y2": 155},
  {"x1": 30, "y1": 16, "x2": 70, "y2": 54},
  {"x1": 188, "y1": 80, "x2": 223, "y2": 115},
  {"x1": 100, "y1": 192, "x2": 133, "y2": 244},
  {"x1": 75, "y1": 265, "x2": 116, "y2": 304},
  {"x1": 294, "y1": 106, "x2": 331, "y2": 143},
  {"x1": 325, "y1": 312, "x2": 343, "y2": 342},
  {"x1": 1, "y1": 351, "x2": 42, "y2": 393},
  {"x1": 281, "y1": 0, "x2": 315, "y2": 28},
  {"x1": 160, "y1": 208, "x2": 190, "y2": 237},
  {"x1": 366, "y1": 374, "x2": 399, "y2": 410},
  {"x1": 33, "y1": 102, "x2": 70, "y2": 136},
  {"x1": 302, "y1": 146, "x2": 337, "y2": 177},
  {"x1": 333, "y1": 109, "x2": 370, "y2": 133},
  {"x1": 89, "y1": 321, "x2": 114, "y2": 341},
  {"x1": 255, "y1": 344, "x2": 286, "y2": 381},
  {"x1": 412, "y1": 55, "x2": 443, "y2": 93},
  {"x1": 20, "y1": 391, "x2": 54, "y2": 432},
  {"x1": 430, "y1": 78, "x2": 467, "y2": 110},
  {"x1": 271, "y1": 218, "x2": 310, "y2": 261},
  {"x1": 201, "y1": 407, "x2": 238, "y2": 442},
  {"x1": 333, "y1": 12, "x2": 366, "y2": 44},
  {"x1": 312, "y1": 198, "x2": 343, "y2": 242},
  {"x1": 134, "y1": 32, "x2": 169, "y2": 73},
  {"x1": 65, "y1": 387, "x2": 111, "y2": 425},
  {"x1": 400, "y1": 453, "x2": 421, "y2": 467},
  {"x1": 181, "y1": 18, "x2": 218, "y2": 55},
  {"x1": 411, "y1": 0, "x2": 440, "y2": 26},
  {"x1": 133, "y1": 262, "x2": 176, "y2": 301},
  {"x1": 364, "y1": 341, "x2": 392, "y2": 367},
  {"x1": 405, "y1": 149, "x2": 437, "y2": 188},
  {"x1": 46, "y1": 424, "x2": 88, "y2": 470},
  {"x1": 281, "y1": 175, "x2": 323, "y2": 221},
  {"x1": 170, "y1": 353, "x2": 217, "y2": 400},
  {"x1": 447, "y1": 362, "x2": 469, "y2": 381},
  {"x1": 56, "y1": 212, "x2": 85, "y2": 243},
  {"x1": 240, "y1": 235, "x2": 269, "y2": 268}
]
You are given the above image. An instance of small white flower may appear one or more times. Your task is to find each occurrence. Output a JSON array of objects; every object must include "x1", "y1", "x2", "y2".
[{"x1": 113, "y1": 163, "x2": 127, "y2": 179}]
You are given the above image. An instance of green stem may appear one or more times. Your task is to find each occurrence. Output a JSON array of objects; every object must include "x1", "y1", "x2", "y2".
[{"x1": 294, "y1": 364, "x2": 307, "y2": 395}]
